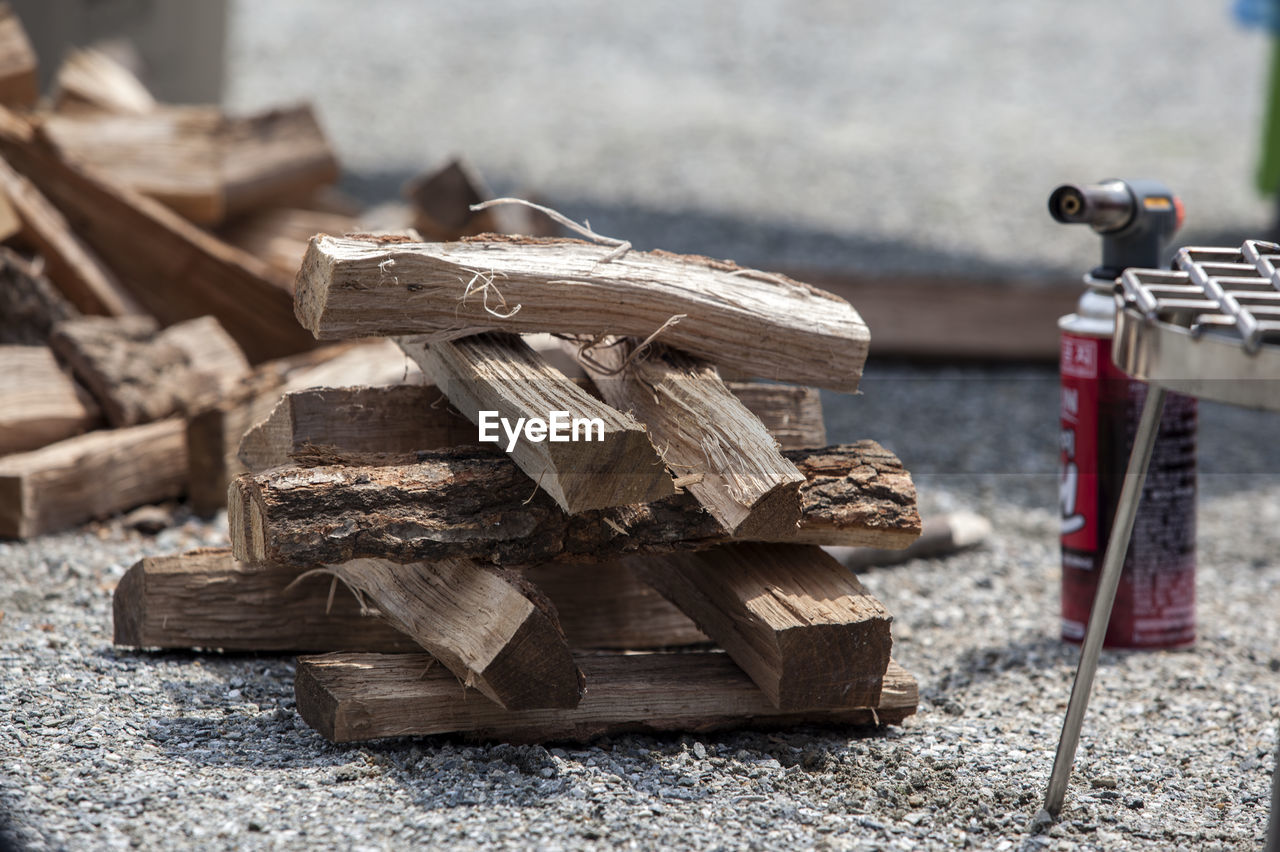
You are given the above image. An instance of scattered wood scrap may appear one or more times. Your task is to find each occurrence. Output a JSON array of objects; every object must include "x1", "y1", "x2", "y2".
[
  {"x1": 52, "y1": 46, "x2": 156, "y2": 116},
  {"x1": 295, "y1": 651, "x2": 918, "y2": 744},
  {"x1": 0, "y1": 3, "x2": 36, "y2": 109},
  {"x1": 294, "y1": 234, "x2": 870, "y2": 392},
  {"x1": 219, "y1": 206, "x2": 358, "y2": 280},
  {"x1": 0, "y1": 346, "x2": 99, "y2": 454},
  {"x1": 404, "y1": 158, "x2": 558, "y2": 240},
  {"x1": 0, "y1": 248, "x2": 77, "y2": 345}
]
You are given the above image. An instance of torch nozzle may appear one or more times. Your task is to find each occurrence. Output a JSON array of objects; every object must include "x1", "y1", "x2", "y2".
[{"x1": 1048, "y1": 181, "x2": 1134, "y2": 232}]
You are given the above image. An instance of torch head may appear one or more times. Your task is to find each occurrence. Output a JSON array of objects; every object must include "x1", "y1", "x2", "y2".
[{"x1": 1048, "y1": 178, "x2": 1184, "y2": 278}]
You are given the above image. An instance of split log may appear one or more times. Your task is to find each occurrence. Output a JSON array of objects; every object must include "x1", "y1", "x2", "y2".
[
  {"x1": 399, "y1": 333, "x2": 672, "y2": 512},
  {"x1": 219, "y1": 207, "x2": 358, "y2": 280},
  {"x1": 39, "y1": 105, "x2": 340, "y2": 226},
  {"x1": 186, "y1": 339, "x2": 419, "y2": 516},
  {"x1": 0, "y1": 419, "x2": 187, "y2": 539},
  {"x1": 50, "y1": 315, "x2": 250, "y2": 427},
  {"x1": 237, "y1": 384, "x2": 473, "y2": 473},
  {"x1": 580, "y1": 340, "x2": 802, "y2": 537},
  {"x1": 109, "y1": 547, "x2": 705, "y2": 653},
  {"x1": 112, "y1": 549, "x2": 418, "y2": 653},
  {"x1": 0, "y1": 248, "x2": 77, "y2": 345},
  {"x1": 320, "y1": 558, "x2": 583, "y2": 710},
  {"x1": 404, "y1": 159, "x2": 557, "y2": 240},
  {"x1": 724, "y1": 382, "x2": 826, "y2": 449},
  {"x1": 229, "y1": 442, "x2": 921, "y2": 566},
  {"x1": 0, "y1": 346, "x2": 98, "y2": 453},
  {"x1": 295, "y1": 651, "x2": 918, "y2": 744},
  {"x1": 294, "y1": 234, "x2": 869, "y2": 392},
  {"x1": 0, "y1": 156, "x2": 139, "y2": 317},
  {"x1": 0, "y1": 105, "x2": 316, "y2": 363},
  {"x1": 630, "y1": 543, "x2": 892, "y2": 709},
  {"x1": 52, "y1": 46, "x2": 156, "y2": 116},
  {"x1": 0, "y1": 4, "x2": 36, "y2": 108}
]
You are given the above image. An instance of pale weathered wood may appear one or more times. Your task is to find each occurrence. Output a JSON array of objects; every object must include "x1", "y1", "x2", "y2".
[
  {"x1": 0, "y1": 4, "x2": 36, "y2": 109},
  {"x1": 295, "y1": 651, "x2": 918, "y2": 744},
  {"x1": 39, "y1": 105, "x2": 340, "y2": 226},
  {"x1": 399, "y1": 333, "x2": 673, "y2": 513},
  {"x1": 0, "y1": 156, "x2": 139, "y2": 317},
  {"x1": 0, "y1": 106, "x2": 315, "y2": 363},
  {"x1": 228, "y1": 442, "x2": 921, "y2": 566},
  {"x1": 237, "y1": 384, "x2": 473, "y2": 473},
  {"x1": 294, "y1": 234, "x2": 869, "y2": 392},
  {"x1": 0, "y1": 419, "x2": 187, "y2": 538},
  {"x1": 321, "y1": 558, "x2": 583, "y2": 710},
  {"x1": 186, "y1": 339, "x2": 419, "y2": 516},
  {"x1": 0, "y1": 346, "x2": 98, "y2": 453},
  {"x1": 630, "y1": 543, "x2": 892, "y2": 710},
  {"x1": 0, "y1": 248, "x2": 77, "y2": 345},
  {"x1": 50, "y1": 315, "x2": 250, "y2": 427},
  {"x1": 52, "y1": 46, "x2": 157, "y2": 116},
  {"x1": 112, "y1": 548, "x2": 419, "y2": 653},
  {"x1": 724, "y1": 381, "x2": 826, "y2": 450},
  {"x1": 581, "y1": 340, "x2": 803, "y2": 537},
  {"x1": 220, "y1": 207, "x2": 358, "y2": 280}
]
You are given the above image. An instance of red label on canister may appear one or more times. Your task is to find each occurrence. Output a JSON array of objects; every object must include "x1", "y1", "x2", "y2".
[{"x1": 1059, "y1": 331, "x2": 1197, "y2": 649}]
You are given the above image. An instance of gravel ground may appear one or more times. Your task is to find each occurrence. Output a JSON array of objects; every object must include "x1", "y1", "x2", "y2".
[{"x1": 3, "y1": 364, "x2": 1279, "y2": 851}]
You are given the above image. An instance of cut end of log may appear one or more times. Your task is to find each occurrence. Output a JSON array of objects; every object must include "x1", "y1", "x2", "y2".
[
  {"x1": 227, "y1": 475, "x2": 267, "y2": 563},
  {"x1": 294, "y1": 236, "x2": 336, "y2": 337},
  {"x1": 723, "y1": 479, "x2": 803, "y2": 540}
]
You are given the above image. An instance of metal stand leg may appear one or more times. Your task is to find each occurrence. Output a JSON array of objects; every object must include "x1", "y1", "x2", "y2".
[
  {"x1": 1267, "y1": 727, "x2": 1280, "y2": 852},
  {"x1": 1042, "y1": 386, "x2": 1168, "y2": 819}
]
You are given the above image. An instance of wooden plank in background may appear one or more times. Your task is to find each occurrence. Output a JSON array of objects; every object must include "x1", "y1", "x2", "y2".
[
  {"x1": 0, "y1": 3, "x2": 36, "y2": 108},
  {"x1": 0, "y1": 345, "x2": 98, "y2": 454}
]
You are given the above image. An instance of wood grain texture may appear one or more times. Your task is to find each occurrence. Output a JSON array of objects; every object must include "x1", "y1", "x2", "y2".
[
  {"x1": 0, "y1": 249, "x2": 77, "y2": 345},
  {"x1": 294, "y1": 234, "x2": 869, "y2": 392},
  {"x1": 400, "y1": 333, "x2": 673, "y2": 512},
  {"x1": 228, "y1": 442, "x2": 920, "y2": 566},
  {"x1": 630, "y1": 543, "x2": 892, "y2": 709},
  {"x1": 295, "y1": 651, "x2": 918, "y2": 744},
  {"x1": 0, "y1": 346, "x2": 98, "y2": 453},
  {"x1": 0, "y1": 106, "x2": 315, "y2": 363},
  {"x1": 52, "y1": 47, "x2": 156, "y2": 116},
  {"x1": 112, "y1": 548, "x2": 419, "y2": 653},
  {"x1": 582, "y1": 341, "x2": 803, "y2": 537},
  {"x1": 0, "y1": 4, "x2": 36, "y2": 109},
  {"x1": 322, "y1": 558, "x2": 583, "y2": 710},
  {"x1": 724, "y1": 381, "x2": 826, "y2": 450},
  {"x1": 50, "y1": 315, "x2": 249, "y2": 427},
  {"x1": 0, "y1": 419, "x2": 187, "y2": 539}
]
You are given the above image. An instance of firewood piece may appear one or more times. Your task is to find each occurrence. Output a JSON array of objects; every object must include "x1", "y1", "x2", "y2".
[
  {"x1": 724, "y1": 382, "x2": 826, "y2": 450},
  {"x1": 321, "y1": 558, "x2": 583, "y2": 710},
  {"x1": 52, "y1": 46, "x2": 156, "y2": 116},
  {"x1": 295, "y1": 651, "x2": 918, "y2": 744},
  {"x1": 219, "y1": 207, "x2": 358, "y2": 280},
  {"x1": 0, "y1": 346, "x2": 98, "y2": 453},
  {"x1": 525, "y1": 561, "x2": 707, "y2": 649},
  {"x1": 0, "y1": 4, "x2": 36, "y2": 108},
  {"x1": 228, "y1": 442, "x2": 921, "y2": 567},
  {"x1": 50, "y1": 315, "x2": 249, "y2": 427},
  {"x1": 294, "y1": 234, "x2": 869, "y2": 392},
  {"x1": 39, "y1": 105, "x2": 340, "y2": 226},
  {"x1": 237, "y1": 384, "x2": 472, "y2": 473},
  {"x1": 112, "y1": 548, "x2": 418, "y2": 653},
  {"x1": 0, "y1": 419, "x2": 187, "y2": 538},
  {"x1": 0, "y1": 106, "x2": 315, "y2": 363},
  {"x1": 399, "y1": 333, "x2": 673, "y2": 512},
  {"x1": 828, "y1": 511, "x2": 994, "y2": 570},
  {"x1": 0, "y1": 248, "x2": 77, "y2": 345},
  {"x1": 404, "y1": 158, "x2": 556, "y2": 240},
  {"x1": 0, "y1": 156, "x2": 139, "y2": 317},
  {"x1": 581, "y1": 341, "x2": 802, "y2": 537},
  {"x1": 186, "y1": 339, "x2": 419, "y2": 516},
  {"x1": 630, "y1": 543, "x2": 892, "y2": 709}
]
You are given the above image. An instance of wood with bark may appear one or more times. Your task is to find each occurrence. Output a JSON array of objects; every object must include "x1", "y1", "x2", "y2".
[
  {"x1": 404, "y1": 159, "x2": 558, "y2": 240},
  {"x1": 185, "y1": 339, "x2": 419, "y2": 516},
  {"x1": 39, "y1": 105, "x2": 340, "y2": 226},
  {"x1": 294, "y1": 234, "x2": 869, "y2": 392},
  {"x1": 0, "y1": 418, "x2": 187, "y2": 539},
  {"x1": 0, "y1": 345, "x2": 99, "y2": 454},
  {"x1": 399, "y1": 333, "x2": 673, "y2": 513},
  {"x1": 0, "y1": 156, "x2": 139, "y2": 317},
  {"x1": 0, "y1": 248, "x2": 77, "y2": 345},
  {"x1": 237, "y1": 384, "x2": 473, "y2": 473},
  {"x1": 319, "y1": 558, "x2": 583, "y2": 710},
  {"x1": 220, "y1": 206, "x2": 358, "y2": 280},
  {"x1": 0, "y1": 4, "x2": 36, "y2": 108},
  {"x1": 630, "y1": 543, "x2": 892, "y2": 709},
  {"x1": 52, "y1": 46, "x2": 156, "y2": 116},
  {"x1": 295, "y1": 651, "x2": 918, "y2": 744},
  {"x1": 580, "y1": 340, "x2": 803, "y2": 537},
  {"x1": 724, "y1": 382, "x2": 826, "y2": 449},
  {"x1": 112, "y1": 548, "x2": 419, "y2": 653},
  {"x1": 228, "y1": 442, "x2": 921, "y2": 567},
  {"x1": 0, "y1": 105, "x2": 315, "y2": 363},
  {"x1": 109, "y1": 547, "x2": 705, "y2": 653},
  {"x1": 50, "y1": 315, "x2": 250, "y2": 427}
]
